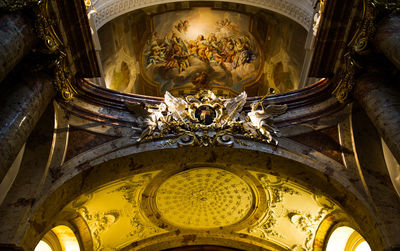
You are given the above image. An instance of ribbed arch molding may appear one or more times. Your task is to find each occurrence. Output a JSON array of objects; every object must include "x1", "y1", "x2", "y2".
[{"x1": 92, "y1": 0, "x2": 314, "y2": 30}]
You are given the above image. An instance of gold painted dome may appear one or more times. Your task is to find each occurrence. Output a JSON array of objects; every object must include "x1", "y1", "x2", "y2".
[{"x1": 155, "y1": 168, "x2": 254, "y2": 229}]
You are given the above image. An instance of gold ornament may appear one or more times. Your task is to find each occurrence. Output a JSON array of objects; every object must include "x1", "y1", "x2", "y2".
[{"x1": 126, "y1": 90, "x2": 287, "y2": 146}]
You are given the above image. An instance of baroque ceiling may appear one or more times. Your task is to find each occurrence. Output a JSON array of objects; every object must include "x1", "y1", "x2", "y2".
[
  {"x1": 63, "y1": 167, "x2": 342, "y2": 250},
  {"x1": 94, "y1": 2, "x2": 310, "y2": 97}
]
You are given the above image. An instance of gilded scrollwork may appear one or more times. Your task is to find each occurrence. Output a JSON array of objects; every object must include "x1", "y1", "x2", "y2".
[
  {"x1": 287, "y1": 204, "x2": 334, "y2": 250},
  {"x1": 2, "y1": 0, "x2": 76, "y2": 102},
  {"x1": 334, "y1": 0, "x2": 399, "y2": 102},
  {"x1": 246, "y1": 174, "x2": 299, "y2": 239},
  {"x1": 333, "y1": 52, "x2": 357, "y2": 102},
  {"x1": 70, "y1": 173, "x2": 163, "y2": 250},
  {"x1": 35, "y1": 0, "x2": 77, "y2": 102},
  {"x1": 126, "y1": 90, "x2": 287, "y2": 147}
]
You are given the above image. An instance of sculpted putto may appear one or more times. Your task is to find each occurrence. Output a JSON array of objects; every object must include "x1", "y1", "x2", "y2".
[{"x1": 126, "y1": 90, "x2": 287, "y2": 146}]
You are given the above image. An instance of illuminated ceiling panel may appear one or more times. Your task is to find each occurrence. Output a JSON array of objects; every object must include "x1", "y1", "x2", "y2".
[
  {"x1": 97, "y1": 5, "x2": 307, "y2": 97},
  {"x1": 63, "y1": 167, "x2": 344, "y2": 250}
]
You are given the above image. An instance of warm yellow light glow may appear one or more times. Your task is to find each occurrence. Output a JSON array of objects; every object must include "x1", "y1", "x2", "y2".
[
  {"x1": 326, "y1": 226, "x2": 354, "y2": 251},
  {"x1": 355, "y1": 241, "x2": 372, "y2": 251},
  {"x1": 52, "y1": 225, "x2": 80, "y2": 251},
  {"x1": 34, "y1": 241, "x2": 52, "y2": 251},
  {"x1": 185, "y1": 10, "x2": 215, "y2": 40},
  {"x1": 326, "y1": 226, "x2": 372, "y2": 251}
]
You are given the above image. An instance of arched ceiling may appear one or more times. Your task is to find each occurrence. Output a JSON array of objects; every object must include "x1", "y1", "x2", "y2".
[
  {"x1": 63, "y1": 167, "x2": 342, "y2": 250},
  {"x1": 95, "y1": 2, "x2": 309, "y2": 97},
  {"x1": 92, "y1": 0, "x2": 314, "y2": 30}
]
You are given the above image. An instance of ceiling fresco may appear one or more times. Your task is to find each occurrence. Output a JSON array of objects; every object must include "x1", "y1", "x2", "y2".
[
  {"x1": 143, "y1": 8, "x2": 260, "y2": 95},
  {"x1": 98, "y1": 4, "x2": 307, "y2": 97},
  {"x1": 63, "y1": 167, "x2": 342, "y2": 251}
]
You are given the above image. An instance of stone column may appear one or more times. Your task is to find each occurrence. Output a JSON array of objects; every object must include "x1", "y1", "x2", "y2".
[
  {"x1": 353, "y1": 73, "x2": 400, "y2": 164},
  {"x1": 0, "y1": 71, "x2": 56, "y2": 182},
  {"x1": 374, "y1": 15, "x2": 400, "y2": 70},
  {"x1": 0, "y1": 12, "x2": 38, "y2": 83}
]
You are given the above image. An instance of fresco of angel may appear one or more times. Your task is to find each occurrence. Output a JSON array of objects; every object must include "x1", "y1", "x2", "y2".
[{"x1": 143, "y1": 9, "x2": 260, "y2": 93}]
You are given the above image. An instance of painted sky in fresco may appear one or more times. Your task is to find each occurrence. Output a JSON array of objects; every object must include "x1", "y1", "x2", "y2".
[{"x1": 143, "y1": 8, "x2": 261, "y2": 93}]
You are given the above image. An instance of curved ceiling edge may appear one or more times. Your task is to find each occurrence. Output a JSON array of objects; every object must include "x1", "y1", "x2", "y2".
[
  {"x1": 77, "y1": 78, "x2": 332, "y2": 109},
  {"x1": 65, "y1": 78, "x2": 343, "y2": 133},
  {"x1": 93, "y1": 0, "x2": 313, "y2": 30}
]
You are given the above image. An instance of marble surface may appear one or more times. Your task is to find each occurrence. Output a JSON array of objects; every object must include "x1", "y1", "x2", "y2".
[
  {"x1": 65, "y1": 127, "x2": 118, "y2": 162},
  {"x1": 0, "y1": 72, "x2": 55, "y2": 181},
  {"x1": 0, "y1": 105, "x2": 55, "y2": 245},
  {"x1": 288, "y1": 126, "x2": 344, "y2": 164},
  {"x1": 0, "y1": 13, "x2": 37, "y2": 82},
  {"x1": 354, "y1": 73, "x2": 400, "y2": 165},
  {"x1": 375, "y1": 15, "x2": 400, "y2": 70}
]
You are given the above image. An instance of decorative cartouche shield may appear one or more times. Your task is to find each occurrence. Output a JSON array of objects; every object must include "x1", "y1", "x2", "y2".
[
  {"x1": 125, "y1": 90, "x2": 287, "y2": 146},
  {"x1": 194, "y1": 105, "x2": 215, "y2": 125}
]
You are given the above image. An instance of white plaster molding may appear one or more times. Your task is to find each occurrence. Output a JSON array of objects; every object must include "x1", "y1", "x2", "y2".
[{"x1": 93, "y1": 0, "x2": 313, "y2": 30}]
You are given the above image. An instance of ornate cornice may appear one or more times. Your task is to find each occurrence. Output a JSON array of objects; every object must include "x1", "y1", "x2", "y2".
[
  {"x1": 61, "y1": 78, "x2": 346, "y2": 140},
  {"x1": 92, "y1": 0, "x2": 313, "y2": 30}
]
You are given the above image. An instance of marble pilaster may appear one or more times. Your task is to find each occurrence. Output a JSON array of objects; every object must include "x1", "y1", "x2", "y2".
[
  {"x1": 0, "y1": 71, "x2": 56, "y2": 182},
  {"x1": 353, "y1": 73, "x2": 400, "y2": 164},
  {"x1": 0, "y1": 13, "x2": 38, "y2": 83}
]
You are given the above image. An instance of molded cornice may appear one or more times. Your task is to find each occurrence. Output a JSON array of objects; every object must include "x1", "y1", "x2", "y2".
[{"x1": 92, "y1": 0, "x2": 313, "y2": 30}]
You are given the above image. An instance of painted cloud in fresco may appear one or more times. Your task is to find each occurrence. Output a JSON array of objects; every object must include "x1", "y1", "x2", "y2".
[{"x1": 143, "y1": 8, "x2": 261, "y2": 93}]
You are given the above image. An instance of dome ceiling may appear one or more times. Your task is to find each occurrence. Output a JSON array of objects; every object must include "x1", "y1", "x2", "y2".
[
  {"x1": 96, "y1": 2, "x2": 308, "y2": 97},
  {"x1": 63, "y1": 167, "x2": 342, "y2": 250}
]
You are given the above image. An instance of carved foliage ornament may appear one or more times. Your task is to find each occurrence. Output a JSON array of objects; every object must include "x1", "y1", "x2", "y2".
[
  {"x1": 126, "y1": 90, "x2": 287, "y2": 146},
  {"x1": 37, "y1": 1, "x2": 78, "y2": 101},
  {"x1": 1, "y1": 0, "x2": 77, "y2": 102},
  {"x1": 333, "y1": 0, "x2": 400, "y2": 102}
]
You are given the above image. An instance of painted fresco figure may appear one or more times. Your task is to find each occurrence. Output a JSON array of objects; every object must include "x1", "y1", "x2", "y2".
[
  {"x1": 146, "y1": 45, "x2": 166, "y2": 69},
  {"x1": 192, "y1": 71, "x2": 210, "y2": 90},
  {"x1": 144, "y1": 14, "x2": 259, "y2": 93}
]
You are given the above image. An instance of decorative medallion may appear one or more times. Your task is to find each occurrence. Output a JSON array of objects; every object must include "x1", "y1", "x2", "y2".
[
  {"x1": 155, "y1": 168, "x2": 254, "y2": 229},
  {"x1": 193, "y1": 105, "x2": 218, "y2": 125}
]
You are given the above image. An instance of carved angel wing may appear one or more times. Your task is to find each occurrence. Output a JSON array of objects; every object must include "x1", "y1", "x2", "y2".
[
  {"x1": 164, "y1": 91, "x2": 188, "y2": 122},
  {"x1": 124, "y1": 101, "x2": 150, "y2": 117},
  {"x1": 223, "y1": 91, "x2": 247, "y2": 122}
]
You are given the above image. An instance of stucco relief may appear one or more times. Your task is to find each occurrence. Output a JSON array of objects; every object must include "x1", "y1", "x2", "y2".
[
  {"x1": 92, "y1": 0, "x2": 313, "y2": 30},
  {"x1": 67, "y1": 171, "x2": 165, "y2": 250},
  {"x1": 125, "y1": 90, "x2": 287, "y2": 146},
  {"x1": 62, "y1": 168, "x2": 341, "y2": 250},
  {"x1": 242, "y1": 171, "x2": 338, "y2": 251}
]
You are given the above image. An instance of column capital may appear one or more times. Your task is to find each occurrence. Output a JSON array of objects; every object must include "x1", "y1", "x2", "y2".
[{"x1": 333, "y1": 0, "x2": 400, "y2": 103}]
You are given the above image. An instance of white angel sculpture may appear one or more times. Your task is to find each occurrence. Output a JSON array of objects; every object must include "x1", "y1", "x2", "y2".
[
  {"x1": 222, "y1": 91, "x2": 247, "y2": 124},
  {"x1": 125, "y1": 101, "x2": 169, "y2": 142},
  {"x1": 247, "y1": 102, "x2": 287, "y2": 144},
  {"x1": 164, "y1": 91, "x2": 188, "y2": 123}
]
